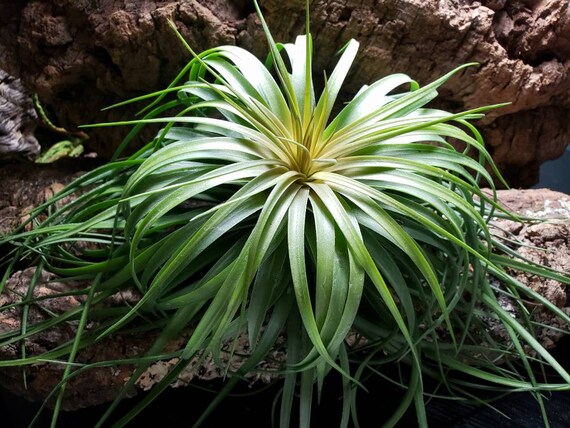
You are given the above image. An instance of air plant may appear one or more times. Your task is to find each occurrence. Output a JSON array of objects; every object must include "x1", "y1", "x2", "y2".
[{"x1": 1, "y1": 1, "x2": 569, "y2": 427}]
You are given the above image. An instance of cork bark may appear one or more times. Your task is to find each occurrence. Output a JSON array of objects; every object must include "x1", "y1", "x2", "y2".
[{"x1": 0, "y1": 0, "x2": 568, "y2": 187}]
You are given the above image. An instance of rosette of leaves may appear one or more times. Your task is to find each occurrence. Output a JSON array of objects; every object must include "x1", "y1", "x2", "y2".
[{"x1": 1, "y1": 1, "x2": 569, "y2": 427}]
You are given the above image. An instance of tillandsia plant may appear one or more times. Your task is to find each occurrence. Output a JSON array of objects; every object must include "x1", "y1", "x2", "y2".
[{"x1": 1, "y1": 1, "x2": 570, "y2": 427}]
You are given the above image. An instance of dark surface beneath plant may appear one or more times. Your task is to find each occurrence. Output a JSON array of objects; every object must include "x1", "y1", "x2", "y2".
[
  {"x1": 1, "y1": 336, "x2": 570, "y2": 428},
  {"x1": 426, "y1": 336, "x2": 570, "y2": 428}
]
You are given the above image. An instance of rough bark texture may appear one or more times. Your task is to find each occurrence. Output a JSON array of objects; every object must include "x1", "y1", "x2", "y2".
[
  {"x1": 0, "y1": 0, "x2": 568, "y2": 187},
  {"x1": 0, "y1": 161, "x2": 569, "y2": 410},
  {"x1": 488, "y1": 188, "x2": 570, "y2": 350},
  {"x1": 0, "y1": 268, "x2": 283, "y2": 411},
  {"x1": 0, "y1": 70, "x2": 40, "y2": 159},
  {"x1": 0, "y1": 268, "x2": 148, "y2": 411},
  {"x1": 0, "y1": 159, "x2": 103, "y2": 236}
]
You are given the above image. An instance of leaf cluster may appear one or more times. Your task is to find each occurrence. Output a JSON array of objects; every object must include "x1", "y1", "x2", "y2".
[{"x1": 1, "y1": 1, "x2": 569, "y2": 427}]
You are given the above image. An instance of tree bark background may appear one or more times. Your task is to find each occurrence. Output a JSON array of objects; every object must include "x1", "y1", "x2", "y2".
[{"x1": 0, "y1": 1, "x2": 569, "y2": 185}]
